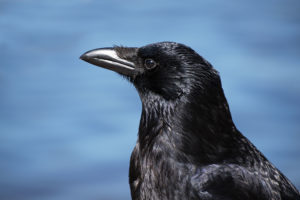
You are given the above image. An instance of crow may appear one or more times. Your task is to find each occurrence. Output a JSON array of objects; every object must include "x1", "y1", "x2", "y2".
[{"x1": 80, "y1": 42, "x2": 300, "y2": 200}]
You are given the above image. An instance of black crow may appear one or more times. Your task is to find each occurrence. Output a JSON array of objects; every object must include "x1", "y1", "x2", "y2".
[{"x1": 80, "y1": 42, "x2": 300, "y2": 200}]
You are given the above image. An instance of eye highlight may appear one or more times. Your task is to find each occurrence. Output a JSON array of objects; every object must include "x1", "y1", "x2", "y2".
[{"x1": 144, "y1": 58, "x2": 157, "y2": 70}]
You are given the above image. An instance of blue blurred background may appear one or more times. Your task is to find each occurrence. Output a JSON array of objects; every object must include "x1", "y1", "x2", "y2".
[{"x1": 0, "y1": 0, "x2": 299, "y2": 199}]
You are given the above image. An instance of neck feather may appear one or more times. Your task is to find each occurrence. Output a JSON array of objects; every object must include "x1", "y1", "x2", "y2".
[{"x1": 137, "y1": 88, "x2": 243, "y2": 164}]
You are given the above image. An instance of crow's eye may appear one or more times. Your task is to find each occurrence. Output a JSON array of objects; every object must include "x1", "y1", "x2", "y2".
[{"x1": 144, "y1": 59, "x2": 157, "y2": 70}]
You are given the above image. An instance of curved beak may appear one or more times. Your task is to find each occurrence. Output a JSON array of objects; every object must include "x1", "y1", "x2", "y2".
[{"x1": 80, "y1": 48, "x2": 136, "y2": 77}]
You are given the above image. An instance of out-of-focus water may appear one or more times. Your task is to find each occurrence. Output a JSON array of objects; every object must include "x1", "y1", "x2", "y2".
[{"x1": 0, "y1": 0, "x2": 299, "y2": 199}]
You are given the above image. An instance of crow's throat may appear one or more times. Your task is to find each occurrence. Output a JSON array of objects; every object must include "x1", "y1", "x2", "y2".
[{"x1": 137, "y1": 89, "x2": 243, "y2": 165}]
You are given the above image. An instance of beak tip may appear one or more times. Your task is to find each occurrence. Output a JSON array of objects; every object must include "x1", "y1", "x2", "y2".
[{"x1": 79, "y1": 53, "x2": 86, "y2": 61}]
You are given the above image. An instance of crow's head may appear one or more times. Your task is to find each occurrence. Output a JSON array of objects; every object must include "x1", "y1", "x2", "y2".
[{"x1": 81, "y1": 42, "x2": 221, "y2": 101}]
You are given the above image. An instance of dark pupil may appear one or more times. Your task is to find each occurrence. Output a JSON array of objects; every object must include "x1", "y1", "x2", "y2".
[{"x1": 145, "y1": 59, "x2": 156, "y2": 69}]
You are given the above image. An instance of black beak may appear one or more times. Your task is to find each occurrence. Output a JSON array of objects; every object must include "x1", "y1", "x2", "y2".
[{"x1": 80, "y1": 48, "x2": 137, "y2": 77}]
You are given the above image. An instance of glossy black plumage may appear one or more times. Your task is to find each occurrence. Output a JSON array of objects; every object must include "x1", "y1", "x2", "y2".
[{"x1": 81, "y1": 42, "x2": 300, "y2": 200}]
